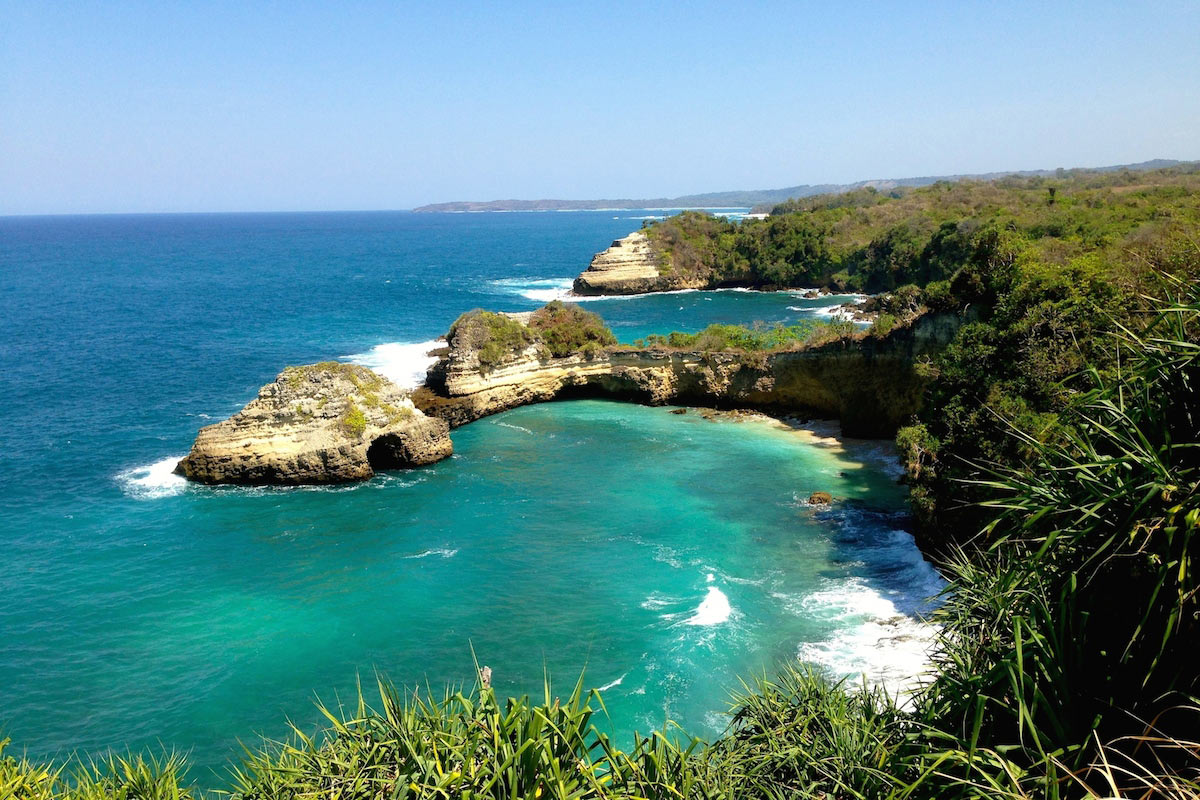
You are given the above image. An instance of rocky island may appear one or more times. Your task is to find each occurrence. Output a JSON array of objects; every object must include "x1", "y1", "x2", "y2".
[{"x1": 176, "y1": 362, "x2": 452, "y2": 484}]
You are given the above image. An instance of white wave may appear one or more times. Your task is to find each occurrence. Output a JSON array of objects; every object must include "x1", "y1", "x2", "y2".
[
  {"x1": 117, "y1": 456, "x2": 188, "y2": 499},
  {"x1": 523, "y1": 288, "x2": 573, "y2": 302},
  {"x1": 568, "y1": 287, "x2": 702, "y2": 303},
  {"x1": 598, "y1": 673, "x2": 627, "y2": 691},
  {"x1": 344, "y1": 340, "x2": 443, "y2": 389},
  {"x1": 685, "y1": 586, "x2": 732, "y2": 626},
  {"x1": 787, "y1": 291, "x2": 868, "y2": 302},
  {"x1": 640, "y1": 592, "x2": 675, "y2": 611},
  {"x1": 493, "y1": 421, "x2": 535, "y2": 435},
  {"x1": 488, "y1": 277, "x2": 575, "y2": 303},
  {"x1": 491, "y1": 276, "x2": 710, "y2": 304},
  {"x1": 792, "y1": 576, "x2": 942, "y2": 702},
  {"x1": 703, "y1": 566, "x2": 768, "y2": 586},
  {"x1": 402, "y1": 547, "x2": 459, "y2": 560},
  {"x1": 799, "y1": 615, "x2": 939, "y2": 705},
  {"x1": 789, "y1": 304, "x2": 853, "y2": 319}
]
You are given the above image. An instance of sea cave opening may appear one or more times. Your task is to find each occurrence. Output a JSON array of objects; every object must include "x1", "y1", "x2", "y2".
[{"x1": 366, "y1": 434, "x2": 410, "y2": 472}]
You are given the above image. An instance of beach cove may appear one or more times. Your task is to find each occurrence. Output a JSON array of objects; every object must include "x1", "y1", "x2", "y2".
[{"x1": 0, "y1": 210, "x2": 943, "y2": 784}]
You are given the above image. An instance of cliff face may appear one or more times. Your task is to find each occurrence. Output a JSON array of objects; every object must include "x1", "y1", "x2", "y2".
[
  {"x1": 178, "y1": 363, "x2": 452, "y2": 485},
  {"x1": 572, "y1": 232, "x2": 704, "y2": 295},
  {"x1": 414, "y1": 312, "x2": 961, "y2": 437}
]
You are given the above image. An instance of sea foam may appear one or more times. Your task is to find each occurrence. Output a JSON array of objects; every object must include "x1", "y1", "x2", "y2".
[
  {"x1": 685, "y1": 586, "x2": 732, "y2": 626},
  {"x1": 794, "y1": 576, "x2": 941, "y2": 702},
  {"x1": 117, "y1": 456, "x2": 188, "y2": 499},
  {"x1": 344, "y1": 340, "x2": 443, "y2": 389},
  {"x1": 597, "y1": 673, "x2": 627, "y2": 691},
  {"x1": 402, "y1": 547, "x2": 459, "y2": 559}
]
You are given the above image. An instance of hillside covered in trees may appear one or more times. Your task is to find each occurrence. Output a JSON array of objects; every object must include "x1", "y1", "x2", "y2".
[{"x1": 640, "y1": 163, "x2": 1200, "y2": 292}]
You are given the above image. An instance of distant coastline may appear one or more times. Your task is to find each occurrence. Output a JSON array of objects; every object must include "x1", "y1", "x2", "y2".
[{"x1": 412, "y1": 158, "x2": 1188, "y2": 213}]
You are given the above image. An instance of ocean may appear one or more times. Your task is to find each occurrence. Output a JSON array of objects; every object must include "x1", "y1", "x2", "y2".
[{"x1": 0, "y1": 210, "x2": 942, "y2": 786}]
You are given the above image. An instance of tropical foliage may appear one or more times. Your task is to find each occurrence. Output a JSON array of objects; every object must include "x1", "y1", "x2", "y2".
[
  {"x1": 449, "y1": 303, "x2": 615, "y2": 368},
  {"x1": 632, "y1": 318, "x2": 855, "y2": 352},
  {"x1": 643, "y1": 164, "x2": 1200, "y2": 292}
]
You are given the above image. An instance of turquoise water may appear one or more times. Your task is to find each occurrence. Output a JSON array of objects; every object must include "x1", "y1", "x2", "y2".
[{"x1": 0, "y1": 211, "x2": 938, "y2": 786}]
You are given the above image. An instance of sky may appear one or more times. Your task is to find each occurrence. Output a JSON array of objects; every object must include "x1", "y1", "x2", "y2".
[{"x1": 3, "y1": 1, "x2": 1199, "y2": 215}]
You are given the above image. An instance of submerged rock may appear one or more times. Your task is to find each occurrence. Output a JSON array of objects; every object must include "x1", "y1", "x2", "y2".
[{"x1": 177, "y1": 362, "x2": 452, "y2": 485}]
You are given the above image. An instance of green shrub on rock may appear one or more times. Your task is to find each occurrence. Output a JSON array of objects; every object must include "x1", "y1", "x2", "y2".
[
  {"x1": 528, "y1": 301, "x2": 616, "y2": 358},
  {"x1": 448, "y1": 310, "x2": 535, "y2": 369}
]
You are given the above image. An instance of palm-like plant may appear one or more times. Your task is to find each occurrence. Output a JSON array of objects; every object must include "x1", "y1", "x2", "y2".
[{"x1": 912, "y1": 270, "x2": 1200, "y2": 798}]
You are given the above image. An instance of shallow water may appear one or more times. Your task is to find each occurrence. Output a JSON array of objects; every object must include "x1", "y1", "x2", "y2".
[{"x1": 0, "y1": 210, "x2": 939, "y2": 785}]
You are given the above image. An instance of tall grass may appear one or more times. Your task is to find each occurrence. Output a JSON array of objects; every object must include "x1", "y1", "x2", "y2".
[
  {"x1": 225, "y1": 672, "x2": 726, "y2": 800},
  {"x1": 0, "y1": 738, "x2": 193, "y2": 800}
]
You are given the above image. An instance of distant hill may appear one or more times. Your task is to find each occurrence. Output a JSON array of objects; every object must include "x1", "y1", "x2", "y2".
[{"x1": 412, "y1": 159, "x2": 1190, "y2": 213}]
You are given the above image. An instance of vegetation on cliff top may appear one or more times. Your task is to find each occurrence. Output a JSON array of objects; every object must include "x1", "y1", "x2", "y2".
[
  {"x1": 448, "y1": 302, "x2": 615, "y2": 368},
  {"x1": 528, "y1": 300, "x2": 617, "y2": 357},
  {"x1": 631, "y1": 317, "x2": 857, "y2": 353},
  {"x1": 642, "y1": 163, "x2": 1200, "y2": 292}
]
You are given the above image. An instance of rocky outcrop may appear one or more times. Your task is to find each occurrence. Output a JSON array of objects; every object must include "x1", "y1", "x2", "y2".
[
  {"x1": 414, "y1": 312, "x2": 962, "y2": 438},
  {"x1": 177, "y1": 362, "x2": 452, "y2": 485},
  {"x1": 179, "y1": 309, "x2": 960, "y2": 485},
  {"x1": 572, "y1": 232, "x2": 703, "y2": 295}
]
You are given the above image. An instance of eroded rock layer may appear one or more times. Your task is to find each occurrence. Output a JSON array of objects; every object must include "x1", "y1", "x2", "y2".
[
  {"x1": 177, "y1": 363, "x2": 452, "y2": 485},
  {"x1": 414, "y1": 312, "x2": 961, "y2": 438},
  {"x1": 572, "y1": 231, "x2": 703, "y2": 295}
]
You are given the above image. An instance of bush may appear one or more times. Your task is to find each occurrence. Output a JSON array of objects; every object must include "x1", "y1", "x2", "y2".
[
  {"x1": 710, "y1": 664, "x2": 910, "y2": 798},
  {"x1": 227, "y1": 674, "x2": 727, "y2": 800},
  {"x1": 905, "y1": 274, "x2": 1200, "y2": 799},
  {"x1": 921, "y1": 279, "x2": 954, "y2": 311},
  {"x1": 869, "y1": 313, "x2": 897, "y2": 336},
  {"x1": 528, "y1": 301, "x2": 616, "y2": 358},
  {"x1": 340, "y1": 402, "x2": 367, "y2": 438},
  {"x1": 0, "y1": 739, "x2": 194, "y2": 800},
  {"x1": 448, "y1": 310, "x2": 534, "y2": 369},
  {"x1": 638, "y1": 165, "x2": 1200, "y2": 295},
  {"x1": 639, "y1": 319, "x2": 854, "y2": 353}
]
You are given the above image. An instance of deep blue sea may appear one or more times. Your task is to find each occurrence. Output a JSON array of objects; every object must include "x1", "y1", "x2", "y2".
[{"x1": 0, "y1": 210, "x2": 942, "y2": 787}]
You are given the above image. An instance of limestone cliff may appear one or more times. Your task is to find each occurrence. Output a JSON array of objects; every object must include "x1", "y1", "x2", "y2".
[
  {"x1": 572, "y1": 231, "x2": 704, "y2": 295},
  {"x1": 179, "y1": 308, "x2": 960, "y2": 485},
  {"x1": 414, "y1": 311, "x2": 961, "y2": 437},
  {"x1": 177, "y1": 362, "x2": 452, "y2": 485}
]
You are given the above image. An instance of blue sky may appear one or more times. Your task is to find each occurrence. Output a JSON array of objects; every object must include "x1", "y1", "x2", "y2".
[{"x1": 3, "y1": 1, "x2": 1199, "y2": 214}]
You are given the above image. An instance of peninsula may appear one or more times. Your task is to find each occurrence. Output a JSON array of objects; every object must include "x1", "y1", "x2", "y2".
[{"x1": 412, "y1": 159, "x2": 1188, "y2": 213}]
